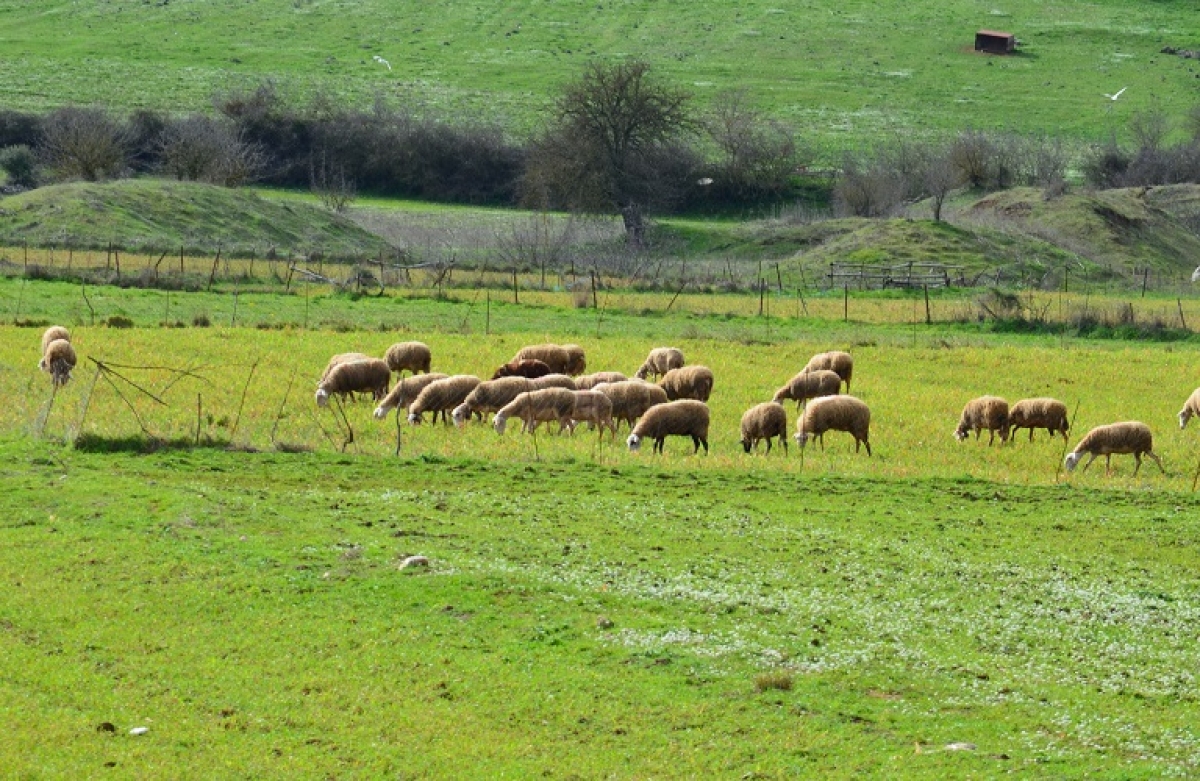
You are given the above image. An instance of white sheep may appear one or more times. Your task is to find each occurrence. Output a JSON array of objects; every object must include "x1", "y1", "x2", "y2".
[
  {"x1": 406, "y1": 375, "x2": 481, "y2": 425},
  {"x1": 802, "y1": 351, "x2": 854, "y2": 393},
  {"x1": 451, "y1": 377, "x2": 535, "y2": 427},
  {"x1": 574, "y1": 371, "x2": 628, "y2": 390},
  {"x1": 593, "y1": 380, "x2": 669, "y2": 429},
  {"x1": 514, "y1": 344, "x2": 572, "y2": 375},
  {"x1": 315, "y1": 359, "x2": 391, "y2": 407},
  {"x1": 319, "y1": 352, "x2": 370, "y2": 384},
  {"x1": 794, "y1": 395, "x2": 872, "y2": 456},
  {"x1": 1178, "y1": 388, "x2": 1200, "y2": 429},
  {"x1": 658, "y1": 365, "x2": 714, "y2": 402},
  {"x1": 634, "y1": 347, "x2": 684, "y2": 380},
  {"x1": 493, "y1": 388, "x2": 578, "y2": 435},
  {"x1": 41, "y1": 338, "x2": 77, "y2": 388},
  {"x1": 383, "y1": 341, "x2": 432, "y2": 376},
  {"x1": 627, "y1": 399, "x2": 710, "y2": 454},
  {"x1": 373, "y1": 373, "x2": 449, "y2": 420},
  {"x1": 740, "y1": 401, "x2": 788, "y2": 455},
  {"x1": 1064, "y1": 421, "x2": 1164, "y2": 476},
  {"x1": 570, "y1": 390, "x2": 617, "y2": 436},
  {"x1": 772, "y1": 369, "x2": 841, "y2": 409},
  {"x1": 529, "y1": 373, "x2": 577, "y2": 391},
  {"x1": 954, "y1": 396, "x2": 1010, "y2": 445},
  {"x1": 1008, "y1": 397, "x2": 1070, "y2": 442}
]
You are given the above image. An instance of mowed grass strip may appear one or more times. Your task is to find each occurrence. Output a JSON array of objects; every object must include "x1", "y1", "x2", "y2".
[{"x1": 1, "y1": 440, "x2": 1199, "y2": 776}]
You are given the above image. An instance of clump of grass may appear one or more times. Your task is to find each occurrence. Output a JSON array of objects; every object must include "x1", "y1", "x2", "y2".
[
  {"x1": 105, "y1": 314, "x2": 134, "y2": 328},
  {"x1": 754, "y1": 670, "x2": 793, "y2": 692},
  {"x1": 192, "y1": 312, "x2": 211, "y2": 327}
]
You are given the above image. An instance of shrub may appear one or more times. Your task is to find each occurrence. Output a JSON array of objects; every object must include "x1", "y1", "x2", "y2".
[
  {"x1": 0, "y1": 144, "x2": 38, "y2": 189},
  {"x1": 39, "y1": 106, "x2": 132, "y2": 182}
]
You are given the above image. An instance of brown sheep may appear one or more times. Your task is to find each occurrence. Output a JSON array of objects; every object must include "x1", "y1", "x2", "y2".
[
  {"x1": 802, "y1": 351, "x2": 854, "y2": 393},
  {"x1": 491, "y1": 359, "x2": 552, "y2": 380},
  {"x1": 658, "y1": 365, "x2": 714, "y2": 402},
  {"x1": 593, "y1": 380, "x2": 669, "y2": 429},
  {"x1": 740, "y1": 402, "x2": 789, "y2": 455},
  {"x1": 772, "y1": 369, "x2": 841, "y2": 409},
  {"x1": 574, "y1": 371, "x2": 628, "y2": 390},
  {"x1": 406, "y1": 375, "x2": 481, "y2": 425},
  {"x1": 627, "y1": 400, "x2": 710, "y2": 455},
  {"x1": 452, "y1": 377, "x2": 536, "y2": 427},
  {"x1": 794, "y1": 395, "x2": 871, "y2": 456},
  {"x1": 316, "y1": 359, "x2": 391, "y2": 406},
  {"x1": 954, "y1": 396, "x2": 1009, "y2": 445},
  {"x1": 374, "y1": 373, "x2": 450, "y2": 421},
  {"x1": 514, "y1": 344, "x2": 572, "y2": 375},
  {"x1": 562, "y1": 344, "x2": 587, "y2": 376},
  {"x1": 493, "y1": 388, "x2": 578, "y2": 435},
  {"x1": 1065, "y1": 422, "x2": 1163, "y2": 476},
  {"x1": 41, "y1": 338, "x2": 77, "y2": 388},
  {"x1": 1178, "y1": 388, "x2": 1200, "y2": 429},
  {"x1": 1008, "y1": 397, "x2": 1070, "y2": 442},
  {"x1": 634, "y1": 347, "x2": 684, "y2": 381},
  {"x1": 40, "y1": 326, "x2": 70, "y2": 356},
  {"x1": 384, "y1": 341, "x2": 432, "y2": 376}
]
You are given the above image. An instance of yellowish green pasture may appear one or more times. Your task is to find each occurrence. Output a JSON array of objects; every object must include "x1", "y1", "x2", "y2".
[{"x1": 7, "y1": 325, "x2": 1200, "y2": 488}]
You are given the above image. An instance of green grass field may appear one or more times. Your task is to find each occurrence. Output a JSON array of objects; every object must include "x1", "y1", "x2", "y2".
[
  {"x1": 5, "y1": 282, "x2": 1200, "y2": 775},
  {"x1": 1, "y1": 0, "x2": 1197, "y2": 150}
]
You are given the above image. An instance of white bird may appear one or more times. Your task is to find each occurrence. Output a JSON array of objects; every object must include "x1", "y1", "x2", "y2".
[
  {"x1": 372, "y1": 55, "x2": 391, "y2": 71},
  {"x1": 1103, "y1": 87, "x2": 1126, "y2": 101},
  {"x1": 1191, "y1": 265, "x2": 1200, "y2": 283}
]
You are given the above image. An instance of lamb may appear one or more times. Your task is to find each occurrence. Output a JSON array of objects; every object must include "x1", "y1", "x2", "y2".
[
  {"x1": 573, "y1": 371, "x2": 627, "y2": 390},
  {"x1": 373, "y1": 372, "x2": 449, "y2": 420},
  {"x1": 794, "y1": 395, "x2": 872, "y2": 456},
  {"x1": 658, "y1": 365, "x2": 715, "y2": 402},
  {"x1": 626, "y1": 400, "x2": 710, "y2": 455},
  {"x1": 491, "y1": 359, "x2": 551, "y2": 380},
  {"x1": 514, "y1": 344, "x2": 572, "y2": 375},
  {"x1": 383, "y1": 341, "x2": 432, "y2": 376},
  {"x1": 493, "y1": 388, "x2": 578, "y2": 435},
  {"x1": 451, "y1": 376, "x2": 535, "y2": 427},
  {"x1": 315, "y1": 359, "x2": 391, "y2": 407},
  {"x1": 41, "y1": 338, "x2": 77, "y2": 388},
  {"x1": 1178, "y1": 388, "x2": 1200, "y2": 429},
  {"x1": 802, "y1": 351, "x2": 854, "y2": 393},
  {"x1": 772, "y1": 369, "x2": 841, "y2": 409},
  {"x1": 570, "y1": 390, "x2": 617, "y2": 436},
  {"x1": 1064, "y1": 421, "x2": 1164, "y2": 476},
  {"x1": 1008, "y1": 397, "x2": 1070, "y2": 442},
  {"x1": 562, "y1": 344, "x2": 587, "y2": 376},
  {"x1": 40, "y1": 326, "x2": 70, "y2": 357},
  {"x1": 634, "y1": 347, "x2": 685, "y2": 380},
  {"x1": 529, "y1": 373, "x2": 577, "y2": 391},
  {"x1": 406, "y1": 375, "x2": 481, "y2": 425},
  {"x1": 954, "y1": 396, "x2": 1010, "y2": 445},
  {"x1": 593, "y1": 380, "x2": 669, "y2": 429},
  {"x1": 740, "y1": 401, "x2": 789, "y2": 455}
]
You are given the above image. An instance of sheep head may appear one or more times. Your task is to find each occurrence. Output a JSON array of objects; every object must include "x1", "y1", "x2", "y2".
[
  {"x1": 315, "y1": 388, "x2": 330, "y2": 407},
  {"x1": 626, "y1": 433, "x2": 642, "y2": 452}
]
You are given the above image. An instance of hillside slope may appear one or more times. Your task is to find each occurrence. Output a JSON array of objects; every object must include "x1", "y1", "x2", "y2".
[{"x1": 0, "y1": 180, "x2": 393, "y2": 259}]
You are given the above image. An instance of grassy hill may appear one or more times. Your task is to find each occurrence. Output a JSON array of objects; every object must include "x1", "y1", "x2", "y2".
[
  {"x1": 0, "y1": 179, "x2": 392, "y2": 259},
  {"x1": 0, "y1": 1, "x2": 1197, "y2": 151}
]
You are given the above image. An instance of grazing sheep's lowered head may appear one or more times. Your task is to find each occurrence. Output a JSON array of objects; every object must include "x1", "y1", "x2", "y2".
[
  {"x1": 1178, "y1": 388, "x2": 1200, "y2": 430},
  {"x1": 1064, "y1": 421, "x2": 1164, "y2": 476}
]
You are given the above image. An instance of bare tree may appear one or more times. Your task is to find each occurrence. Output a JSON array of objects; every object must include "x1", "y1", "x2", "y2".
[
  {"x1": 309, "y1": 147, "x2": 357, "y2": 212},
  {"x1": 39, "y1": 106, "x2": 132, "y2": 181},
  {"x1": 159, "y1": 114, "x2": 266, "y2": 186},
  {"x1": 924, "y1": 151, "x2": 964, "y2": 222},
  {"x1": 705, "y1": 89, "x2": 808, "y2": 199},
  {"x1": 522, "y1": 60, "x2": 694, "y2": 249}
]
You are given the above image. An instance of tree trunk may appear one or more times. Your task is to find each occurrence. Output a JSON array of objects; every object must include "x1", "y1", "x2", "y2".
[{"x1": 620, "y1": 202, "x2": 646, "y2": 250}]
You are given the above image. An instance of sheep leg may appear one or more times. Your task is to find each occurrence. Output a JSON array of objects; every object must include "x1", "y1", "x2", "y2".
[
  {"x1": 1132, "y1": 453, "x2": 1141, "y2": 477},
  {"x1": 1146, "y1": 450, "x2": 1165, "y2": 474},
  {"x1": 1080, "y1": 452, "x2": 1099, "y2": 473},
  {"x1": 697, "y1": 436, "x2": 708, "y2": 455},
  {"x1": 763, "y1": 438, "x2": 771, "y2": 455},
  {"x1": 654, "y1": 437, "x2": 665, "y2": 454}
]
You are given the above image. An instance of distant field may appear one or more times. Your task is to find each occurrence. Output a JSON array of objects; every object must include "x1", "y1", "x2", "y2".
[{"x1": 1, "y1": 1, "x2": 1197, "y2": 151}]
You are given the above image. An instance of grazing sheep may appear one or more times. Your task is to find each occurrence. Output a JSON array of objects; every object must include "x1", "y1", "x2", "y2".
[
  {"x1": 772, "y1": 369, "x2": 841, "y2": 409},
  {"x1": 627, "y1": 400, "x2": 710, "y2": 454},
  {"x1": 794, "y1": 395, "x2": 872, "y2": 456},
  {"x1": 315, "y1": 359, "x2": 391, "y2": 407},
  {"x1": 514, "y1": 344, "x2": 572, "y2": 375},
  {"x1": 1008, "y1": 397, "x2": 1070, "y2": 442},
  {"x1": 451, "y1": 377, "x2": 535, "y2": 427},
  {"x1": 384, "y1": 341, "x2": 432, "y2": 376},
  {"x1": 634, "y1": 347, "x2": 685, "y2": 380},
  {"x1": 1178, "y1": 388, "x2": 1200, "y2": 429},
  {"x1": 319, "y1": 352, "x2": 371, "y2": 383},
  {"x1": 406, "y1": 375, "x2": 481, "y2": 425},
  {"x1": 740, "y1": 401, "x2": 789, "y2": 455},
  {"x1": 40, "y1": 326, "x2": 70, "y2": 357},
  {"x1": 1065, "y1": 421, "x2": 1164, "y2": 476},
  {"x1": 574, "y1": 371, "x2": 628, "y2": 390},
  {"x1": 954, "y1": 396, "x2": 1010, "y2": 445},
  {"x1": 373, "y1": 373, "x2": 449, "y2": 421},
  {"x1": 593, "y1": 380, "x2": 669, "y2": 429},
  {"x1": 802, "y1": 351, "x2": 854, "y2": 393},
  {"x1": 562, "y1": 344, "x2": 587, "y2": 376},
  {"x1": 493, "y1": 388, "x2": 577, "y2": 435},
  {"x1": 658, "y1": 365, "x2": 715, "y2": 402},
  {"x1": 41, "y1": 338, "x2": 76, "y2": 388},
  {"x1": 529, "y1": 373, "x2": 577, "y2": 391},
  {"x1": 491, "y1": 358, "x2": 552, "y2": 380},
  {"x1": 570, "y1": 390, "x2": 617, "y2": 436}
]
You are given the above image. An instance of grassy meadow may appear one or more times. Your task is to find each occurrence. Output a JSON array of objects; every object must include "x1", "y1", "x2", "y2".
[
  {"x1": 1, "y1": 0, "x2": 1198, "y2": 149},
  {"x1": 5, "y1": 282, "x2": 1200, "y2": 775}
]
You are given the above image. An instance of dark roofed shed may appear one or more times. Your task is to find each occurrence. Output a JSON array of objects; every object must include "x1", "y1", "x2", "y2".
[{"x1": 975, "y1": 30, "x2": 1015, "y2": 55}]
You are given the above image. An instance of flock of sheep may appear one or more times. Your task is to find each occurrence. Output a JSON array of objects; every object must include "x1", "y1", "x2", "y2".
[{"x1": 30, "y1": 325, "x2": 1196, "y2": 476}]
